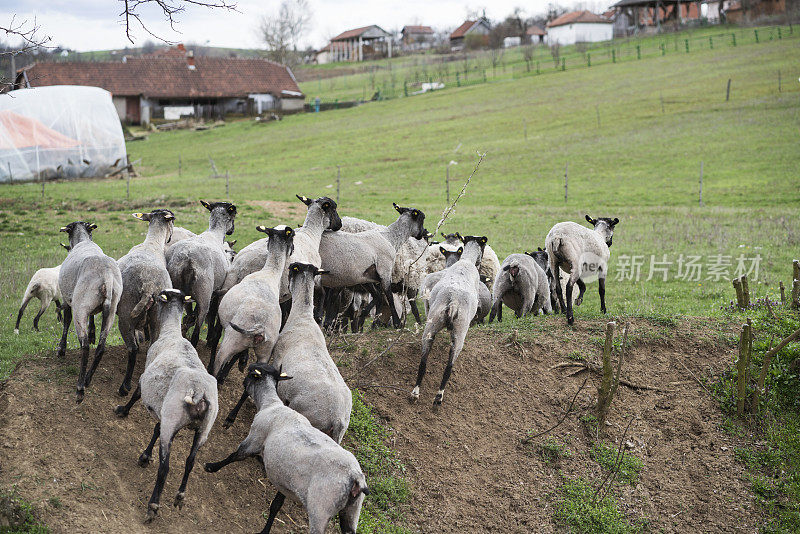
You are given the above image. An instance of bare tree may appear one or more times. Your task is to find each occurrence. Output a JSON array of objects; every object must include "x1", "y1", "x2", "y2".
[
  {"x1": 120, "y1": 0, "x2": 238, "y2": 44},
  {"x1": 522, "y1": 45, "x2": 534, "y2": 71},
  {"x1": 257, "y1": 0, "x2": 312, "y2": 68},
  {"x1": 1, "y1": 16, "x2": 52, "y2": 89}
]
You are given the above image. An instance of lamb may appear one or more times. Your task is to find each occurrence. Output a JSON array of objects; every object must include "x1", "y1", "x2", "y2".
[
  {"x1": 545, "y1": 215, "x2": 619, "y2": 325},
  {"x1": 228, "y1": 262, "x2": 352, "y2": 443},
  {"x1": 165, "y1": 200, "x2": 237, "y2": 346},
  {"x1": 57, "y1": 221, "x2": 123, "y2": 403},
  {"x1": 410, "y1": 235, "x2": 487, "y2": 406},
  {"x1": 488, "y1": 253, "x2": 552, "y2": 322},
  {"x1": 115, "y1": 209, "x2": 175, "y2": 397},
  {"x1": 205, "y1": 363, "x2": 368, "y2": 534},
  {"x1": 318, "y1": 204, "x2": 426, "y2": 330},
  {"x1": 440, "y1": 232, "x2": 500, "y2": 288},
  {"x1": 114, "y1": 289, "x2": 219, "y2": 524},
  {"x1": 208, "y1": 225, "x2": 294, "y2": 384},
  {"x1": 15, "y1": 264, "x2": 63, "y2": 334}
]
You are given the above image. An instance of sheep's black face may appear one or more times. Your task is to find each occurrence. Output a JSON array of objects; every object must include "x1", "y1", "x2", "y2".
[
  {"x1": 441, "y1": 232, "x2": 462, "y2": 245},
  {"x1": 317, "y1": 197, "x2": 342, "y2": 231},
  {"x1": 507, "y1": 265, "x2": 520, "y2": 278},
  {"x1": 440, "y1": 245, "x2": 463, "y2": 266},
  {"x1": 394, "y1": 203, "x2": 426, "y2": 239},
  {"x1": 258, "y1": 225, "x2": 295, "y2": 257},
  {"x1": 244, "y1": 362, "x2": 291, "y2": 391},
  {"x1": 201, "y1": 200, "x2": 237, "y2": 235},
  {"x1": 585, "y1": 215, "x2": 619, "y2": 247},
  {"x1": 156, "y1": 289, "x2": 194, "y2": 309},
  {"x1": 526, "y1": 248, "x2": 549, "y2": 273},
  {"x1": 288, "y1": 261, "x2": 327, "y2": 280},
  {"x1": 59, "y1": 221, "x2": 97, "y2": 244}
]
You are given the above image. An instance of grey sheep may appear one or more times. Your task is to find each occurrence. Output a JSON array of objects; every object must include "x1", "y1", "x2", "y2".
[
  {"x1": 166, "y1": 226, "x2": 236, "y2": 263},
  {"x1": 488, "y1": 253, "x2": 552, "y2": 322},
  {"x1": 166, "y1": 200, "x2": 237, "y2": 346},
  {"x1": 57, "y1": 221, "x2": 123, "y2": 403},
  {"x1": 440, "y1": 232, "x2": 501, "y2": 289},
  {"x1": 410, "y1": 235, "x2": 487, "y2": 406},
  {"x1": 15, "y1": 264, "x2": 63, "y2": 334},
  {"x1": 545, "y1": 215, "x2": 618, "y2": 325},
  {"x1": 263, "y1": 262, "x2": 352, "y2": 443},
  {"x1": 115, "y1": 289, "x2": 219, "y2": 524},
  {"x1": 340, "y1": 215, "x2": 384, "y2": 233},
  {"x1": 205, "y1": 363, "x2": 368, "y2": 534},
  {"x1": 116, "y1": 209, "x2": 175, "y2": 397},
  {"x1": 419, "y1": 245, "x2": 463, "y2": 314},
  {"x1": 209, "y1": 226, "x2": 294, "y2": 384},
  {"x1": 319, "y1": 204, "x2": 425, "y2": 329},
  {"x1": 526, "y1": 248, "x2": 560, "y2": 313}
]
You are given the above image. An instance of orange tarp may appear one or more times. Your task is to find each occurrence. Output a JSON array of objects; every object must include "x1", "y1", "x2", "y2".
[{"x1": 0, "y1": 110, "x2": 80, "y2": 150}]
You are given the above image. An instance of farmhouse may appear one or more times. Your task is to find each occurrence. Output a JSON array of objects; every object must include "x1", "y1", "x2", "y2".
[
  {"x1": 526, "y1": 25, "x2": 547, "y2": 44},
  {"x1": 546, "y1": 11, "x2": 613, "y2": 45},
  {"x1": 12, "y1": 45, "x2": 304, "y2": 124},
  {"x1": 401, "y1": 25, "x2": 436, "y2": 51},
  {"x1": 449, "y1": 19, "x2": 491, "y2": 50},
  {"x1": 611, "y1": 0, "x2": 703, "y2": 34},
  {"x1": 321, "y1": 25, "x2": 394, "y2": 63}
]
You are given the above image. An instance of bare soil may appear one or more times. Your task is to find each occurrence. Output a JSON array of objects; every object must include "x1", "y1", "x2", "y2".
[{"x1": 0, "y1": 317, "x2": 763, "y2": 533}]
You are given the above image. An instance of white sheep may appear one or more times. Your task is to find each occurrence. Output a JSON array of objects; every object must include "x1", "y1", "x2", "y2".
[
  {"x1": 15, "y1": 264, "x2": 63, "y2": 334},
  {"x1": 545, "y1": 215, "x2": 618, "y2": 325},
  {"x1": 205, "y1": 363, "x2": 368, "y2": 534},
  {"x1": 114, "y1": 289, "x2": 219, "y2": 524},
  {"x1": 489, "y1": 253, "x2": 551, "y2": 322}
]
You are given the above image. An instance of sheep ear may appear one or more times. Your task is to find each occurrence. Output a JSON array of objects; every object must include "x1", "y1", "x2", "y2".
[
  {"x1": 393, "y1": 202, "x2": 402, "y2": 213},
  {"x1": 315, "y1": 269, "x2": 329, "y2": 275},
  {"x1": 611, "y1": 218, "x2": 619, "y2": 226},
  {"x1": 538, "y1": 247, "x2": 544, "y2": 252},
  {"x1": 457, "y1": 246, "x2": 463, "y2": 254},
  {"x1": 200, "y1": 200, "x2": 212, "y2": 211},
  {"x1": 479, "y1": 236, "x2": 487, "y2": 245},
  {"x1": 59, "y1": 226, "x2": 69, "y2": 232},
  {"x1": 88, "y1": 223, "x2": 98, "y2": 231},
  {"x1": 159, "y1": 294, "x2": 169, "y2": 302},
  {"x1": 184, "y1": 295, "x2": 195, "y2": 303},
  {"x1": 455, "y1": 232, "x2": 463, "y2": 241},
  {"x1": 440, "y1": 232, "x2": 446, "y2": 239},
  {"x1": 253, "y1": 368, "x2": 262, "y2": 377},
  {"x1": 585, "y1": 215, "x2": 595, "y2": 225},
  {"x1": 60, "y1": 242, "x2": 71, "y2": 251},
  {"x1": 256, "y1": 225, "x2": 268, "y2": 233},
  {"x1": 164, "y1": 213, "x2": 175, "y2": 221},
  {"x1": 439, "y1": 246, "x2": 447, "y2": 255},
  {"x1": 228, "y1": 240, "x2": 237, "y2": 247},
  {"x1": 132, "y1": 212, "x2": 145, "y2": 221},
  {"x1": 277, "y1": 373, "x2": 292, "y2": 381},
  {"x1": 296, "y1": 194, "x2": 312, "y2": 206},
  {"x1": 285, "y1": 227, "x2": 293, "y2": 237}
]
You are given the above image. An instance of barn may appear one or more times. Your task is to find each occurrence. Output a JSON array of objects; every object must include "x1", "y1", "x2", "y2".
[
  {"x1": 449, "y1": 19, "x2": 491, "y2": 50},
  {"x1": 13, "y1": 45, "x2": 305, "y2": 124},
  {"x1": 546, "y1": 11, "x2": 613, "y2": 45}
]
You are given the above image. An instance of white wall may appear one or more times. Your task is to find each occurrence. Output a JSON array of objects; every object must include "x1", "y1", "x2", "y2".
[
  {"x1": 111, "y1": 96, "x2": 126, "y2": 121},
  {"x1": 547, "y1": 23, "x2": 613, "y2": 45},
  {"x1": 280, "y1": 98, "x2": 305, "y2": 111}
]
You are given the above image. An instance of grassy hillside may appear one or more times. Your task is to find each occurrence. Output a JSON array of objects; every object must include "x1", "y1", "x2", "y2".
[{"x1": 1, "y1": 29, "x2": 799, "y2": 377}]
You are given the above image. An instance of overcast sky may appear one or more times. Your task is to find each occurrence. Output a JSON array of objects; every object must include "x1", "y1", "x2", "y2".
[{"x1": 2, "y1": 0, "x2": 607, "y2": 52}]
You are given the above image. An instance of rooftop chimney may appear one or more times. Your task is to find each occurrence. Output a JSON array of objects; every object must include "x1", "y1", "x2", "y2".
[{"x1": 187, "y1": 50, "x2": 195, "y2": 70}]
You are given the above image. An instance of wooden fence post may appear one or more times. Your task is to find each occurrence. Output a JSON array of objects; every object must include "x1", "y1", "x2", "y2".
[
  {"x1": 779, "y1": 281, "x2": 786, "y2": 305},
  {"x1": 733, "y1": 277, "x2": 744, "y2": 308},
  {"x1": 597, "y1": 321, "x2": 616, "y2": 425},
  {"x1": 736, "y1": 321, "x2": 751, "y2": 417},
  {"x1": 740, "y1": 274, "x2": 751, "y2": 308}
]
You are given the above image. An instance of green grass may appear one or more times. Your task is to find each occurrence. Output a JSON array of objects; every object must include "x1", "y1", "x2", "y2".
[
  {"x1": 590, "y1": 441, "x2": 644, "y2": 485},
  {"x1": 342, "y1": 390, "x2": 411, "y2": 533},
  {"x1": 0, "y1": 488, "x2": 48, "y2": 534},
  {"x1": 554, "y1": 477, "x2": 645, "y2": 533},
  {"x1": 533, "y1": 436, "x2": 573, "y2": 464}
]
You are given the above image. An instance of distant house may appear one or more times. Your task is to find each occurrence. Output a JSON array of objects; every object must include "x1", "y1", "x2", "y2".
[
  {"x1": 314, "y1": 43, "x2": 333, "y2": 64},
  {"x1": 546, "y1": 11, "x2": 613, "y2": 45},
  {"x1": 449, "y1": 19, "x2": 491, "y2": 50},
  {"x1": 13, "y1": 45, "x2": 304, "y2": 124},
  {"x1": 611, "y1": 0, "x2": 705, "y2": 34},
  {"x1": 401, "y1": 25, "x2": 435, "y2": 51},
  {"x1": 526, "y1": 25, "x2": 547, "y2": 44},
  {"x1": 324, "y1": 25, "x2": 394, "y2": 63}
]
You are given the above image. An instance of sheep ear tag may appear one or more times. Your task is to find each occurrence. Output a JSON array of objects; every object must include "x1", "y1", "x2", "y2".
[
  {"x1": 132, "y1": 213, "x2": 145, "y2": 220},
  {"x1": 480, "y1": 237, "x2": 487, "y2": 245},
  {"x1": 159, "y1": 294, "x2": 168, "y2": 302},
  {"x1": 280, "y1": 373, "x2": 288, "y2": 377},
  {"x1": 89, "y1": 223, "x2": 98, "y2": 230},
  {"x1": 458, "y1": 247, "x2": 463, "y2": 254},
  {"x1": 60, "y1": 226, "x2": 69, "y2": 232},
  {"x1": 393, "y1": 203, "x2": 402, "y2": 213},
  {"x1": 253, "y1": 369, "x2": 262, "y2": 377},
  {"x1": 184, "y1": 295, "x2": 193, "y2": 302},
  {"x1": 200, "y1": 200, "x2": 212, "y2": 211}
]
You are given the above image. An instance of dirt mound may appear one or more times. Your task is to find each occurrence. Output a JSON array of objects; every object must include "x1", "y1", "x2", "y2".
[{"x1": 0, "y1": 317, "x2": 762, "y2": 533}]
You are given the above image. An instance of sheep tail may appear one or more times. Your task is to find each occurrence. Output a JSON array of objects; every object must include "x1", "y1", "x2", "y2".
[
  {"x1": 347, "y1": 475, "x2": 370, "y2": 503},
  {"x1": 176, "y1": 256, "x2": 196, "y2": 295},
  {"x1": 130, "y1": 288, "x2": 156, "y2": 323},
  {"x1": 183, "y1": 389, "x2": 209, "y2": 420},
  {"x1": 229, "y1": 322, "x2": 265, "y2": 344}
]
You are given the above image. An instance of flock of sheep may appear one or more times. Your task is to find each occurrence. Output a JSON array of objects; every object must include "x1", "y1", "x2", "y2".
[{"x1": 14, "y1": 195, "x2": 618, "y2": 532}]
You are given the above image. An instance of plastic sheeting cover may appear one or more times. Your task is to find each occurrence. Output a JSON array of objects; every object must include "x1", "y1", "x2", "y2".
[{"x1": 0, "y1": 85, "x2": 127, "y2": 182}]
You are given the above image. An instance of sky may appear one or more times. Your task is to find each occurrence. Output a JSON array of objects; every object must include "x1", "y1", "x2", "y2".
[{"x1": 1, "y1": 0, "x2": 606, "y2": 52}]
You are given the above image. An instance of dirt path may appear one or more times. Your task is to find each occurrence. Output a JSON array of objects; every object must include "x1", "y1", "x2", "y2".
[{"x1": 0, "y1": 317, "x2": 762, "y2": 533}]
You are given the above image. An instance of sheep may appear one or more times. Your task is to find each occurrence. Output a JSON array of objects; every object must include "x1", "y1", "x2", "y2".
[
  {"x1": 15, "y1": 264, "x2": 63, "y2": 334},
  {"x1": 475, "y1": 275, "x2": 492, "y2": 324},
  {"x1": 165, "y1": 200, "x2": 237, "y2": 346},
  {"x1": 208, "y1": 226, "x2": 294, "y2": 384},
  {"x1": 545, "y1": 215, "x2": 619, "y2": 325},
  {"x1": 229, "y1": 262, "x2": 352, "y2": 443},
  {"x1": 318, "y1": 204, "x2": 426, "y2": 330},
  {"x1": 526, "y1": 248, "x2": 560, "y2": 313},
  {"x1": 219, "y1": 234, "x2": 271, "y2": 292},
  {"x1": 488, "y1": 253, "x2": 552, "y2": 322},
  {"x1": 440, "y1": 232, "x2": 500, "y2": 289},
  {"x1": 167, "y1": 227, "x2": 237, "y2": 268},
  {"x1": 114, "y1": 289, "x2": 219, "y2": 524},
  {"x1": 115, "y1": 209, "x2": 175, "y2": 397},
  {"x1": 340, "y1": 215, "x2": 384, "y2": 233},
  {"x1": 410, "y1": 235, "x2": 487, "y2": 406},
  {"x1": 57, "y1": 221, "x2": 123, "y2": 403},
  {"x1": 205, "y1": 363, "x2": 368, "y2": 534}
]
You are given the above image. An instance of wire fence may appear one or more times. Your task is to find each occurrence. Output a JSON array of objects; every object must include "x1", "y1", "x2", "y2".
[{"x1": 305, "y1": 24, "x2": 797, "y2": 107}]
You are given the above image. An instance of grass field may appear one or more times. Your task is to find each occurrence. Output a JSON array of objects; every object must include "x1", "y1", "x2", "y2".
[
  {"x1": 0, "y1": 27, "x2": 798, "y2": 530},
  {"x1": 2, "y1": 28, "x2": 798, "y2": 379}
]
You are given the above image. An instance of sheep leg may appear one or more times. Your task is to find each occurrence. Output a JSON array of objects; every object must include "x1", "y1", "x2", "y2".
[
  {"x1": 88, "y1": 315, "x2": 96, "y2": 345},
  {"x1": 216, "y1": 355, "x2": 241, "y2": 385},
  {"x1": 204, "y1": 435, "x2": 260, "y2": 473},
  {"x1": 54, "y1": 299, "x2": 63, "y2": 322},
  {"x1": 118, "y1": 316, "x2": 139, "y2": 396},
  {"x1": 237, "y1": 349, "x2": 250, "y2": 372},
  {"x1": 565, "y1": 278, "x2": 576, "y2": 326},
  {"x1": 411, "y1": 326, "x2": 437, "y2": 401},
  {"x1": 488, "y1": 299, "x2": 500, "y2": 323},
  {"x1": 57, "y1": 305, "x2": 72, "y2": 358},
  {"x1": 259, "y1": 491, "x2": 286, "y2": 534},
  {"x1": 599, "y1": 277, "x2": 607, "y2": 314},
  {"x1": 85, "y1": 300, "x2": 115, "y2": 388},
  {"x1": 280, "y1": 300, "x2": 292, "y2": 330},
  {"x1": 212, "y1": 328, "x2": 249, "y2": 381},
  {"x1": 114, "y1": 384, "x2": 141, "y2": 418},
  {"x1": 173, "y1": 429, "x2": 202, "y2": 509},
  {"x1": 74, "y1": 311, "x2": 92, "y2": 404},
  {"x1": 554, "y1": 269, "x2": 567, "y2": 316},
  {"x1": 307, "y1": 501, "x2": 330, "y2": 534},
  {"x1": 32, "y1": 295, "x2": 52, "y2": 331},
  {"x1": 409, "y1": 295, "x2": 422, "y2": 324},
  {"x1": 339, "y1": 493, "x2": 365, "y2": 534},
  {"x1": 434, "y1": 327, "x2": 466, "y2": 406},
  {"x1": 145, "y1": 433, "x2": 174, "y2": 523},
  {"x1": 137, "y1": 421, "x2": 160, "y2": 467},
  {"x1": 575, "y1": 279, "x2": 586, "y2": 307},
  {"x1": 204, "y1": 293, "x2": 220, "y2": 347},
  {"x1": 357, "y1": 285, "x2": 380, "y2": 332},
  {"x1": 382, "y1": 281, "x2": 402, "y2": 329},
  {"x1": 15, "y1": 294, "x2": 34, "y2": 334},
  {"x1": 223, "y1": 388, "x2": 249, "y2": 428},
  {"x1": 313, "y1": 286, "x2": 325, "y2": 325},
  {"x1": 189, "y1": 279, "x2": 213, "y2": 347}
]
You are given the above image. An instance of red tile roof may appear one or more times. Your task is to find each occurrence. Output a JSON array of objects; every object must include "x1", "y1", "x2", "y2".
[
  {"x1": 450, "y1": 20, "x2": 477, "y2": 39},
  {"x1": 547, "y1": 10, "x2": 611, "y2": 28},
  {"x1": 402, "y1": 25, "x2": 434, "y2": 34},
  {"x1": 17, "y1": 55, "x2": 303, "y2": 99},
  {"x1": 330, "y1": 26, "x2": 390, "y2": 41},
  {"x1": 526, "y1": 25, "x2": 546, "y2": 36}
]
